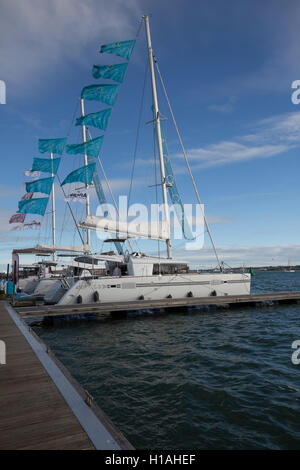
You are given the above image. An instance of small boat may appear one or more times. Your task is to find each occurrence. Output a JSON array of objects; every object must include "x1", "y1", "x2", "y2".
[{"x1": 284, "y1": 260, "x2": 295, "y2": 272}]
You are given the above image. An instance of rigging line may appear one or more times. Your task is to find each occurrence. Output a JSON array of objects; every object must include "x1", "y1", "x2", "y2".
[
  {"x1": 154, "y1": 57, "x2": 222, "y2": 271},
  {"x1": 66, "y1": 99, "x2": 80, "y2": 140},
  {"x1": 56, "y1": 173, "x2": 86, "y2": 248},
  {"x1": 47, "y1": 99, "x2": 80, "y2": 249},
  {"x1": 86, "y1": 128, "x2": 134, "y2": 253},
  {"x1": 136, "y1": 18, "x2": 143, "y2": 38},
  {"x1": 58, "y1": 200, "x2": 68, "y2": 245},
  {"x1": 86, "y1": 128, "x2": 120, "y2": 211},
  {"x1": 127, "y1": 58, "x2": 149, "y2": 209}
]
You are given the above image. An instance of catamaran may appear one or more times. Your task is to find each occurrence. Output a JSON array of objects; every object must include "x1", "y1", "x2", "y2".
[{"x1": 11, "y1": 15, "x2": 251, "y2": 305}]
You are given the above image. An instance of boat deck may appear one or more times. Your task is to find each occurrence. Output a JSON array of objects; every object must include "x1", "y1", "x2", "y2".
[{"x1": 0, "y1": 301, "x2": 133, "y2": 450}]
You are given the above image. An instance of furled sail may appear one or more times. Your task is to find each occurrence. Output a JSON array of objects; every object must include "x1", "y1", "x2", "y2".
[
  {"x1": 66, "y1": 136, "x2": 103, "y2": 158},
  {"x1": 18, "y1": 197, "x2": 49, "y2": 216},
  {"x1": 13, "y1": 244, "x2": 90, "y2": 254},
  {"x1": 81, "y1": 84, "x2": 120, "y2": 106},
  {"x1": 32, "y1": 157, "x2": 61, "y2": 174},
  {"x1": 61, "y1": 163, "x2": 96, "y2": 186},
  {"x1": 25, "y1": 176, "x2": 54, "y2": 195},
  {"x1": 92, "y1": 63, "x2": 128, "y2": 83},
  {"x1": 75, "y1": 109, "x2": 111, "y2": 131},
  {"x1": 38, "y1": 138, "x2": 66, "y2": 155},
  {"x1": 100, "y1": 40, "x2": 136, "y2": 60},
  {"x1": 80, "y1": 215, "x2": 170, "y2": 241},
  {"x1": 36, "y1": 243, "x2": 90, "y2": 253}
]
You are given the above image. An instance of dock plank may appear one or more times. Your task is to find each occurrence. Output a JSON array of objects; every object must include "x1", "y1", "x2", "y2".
[
  {"x1": 0, "y1": 302, "x2": 133, "y2": 450},
  {"x1": 15, "y1": 290, "x2": 300, "y2": 318},
  {"x1": 0, "y1": 302, "x2": 95, "y2": 450}
]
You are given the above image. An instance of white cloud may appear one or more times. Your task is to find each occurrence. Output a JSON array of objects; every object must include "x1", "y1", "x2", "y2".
[
  {"x1": 0, "y1": 0, "x2": 141, "y2": 92},
  {"x1": 175, "y1": 111, "x2": 300, "y2": 170},
  {"x1": 184, "y1": 141, "x2": 288, "y2": 169}
]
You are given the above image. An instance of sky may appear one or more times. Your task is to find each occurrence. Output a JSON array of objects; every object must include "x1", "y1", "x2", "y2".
[{"x1": 1, "y1": 0, "x2": 300, "y2": 269}]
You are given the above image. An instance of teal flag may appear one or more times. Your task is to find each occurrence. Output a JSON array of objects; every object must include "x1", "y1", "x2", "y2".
[
  {"x1": 92, "y1": 63, "x2": 128, "y2": 83},
  {"x1": 66, "y1": 136, "x2": 103, "y2": 158},
  {"x1": 100, "y1": 40, "x2": 136, "y2": 60},
  {"x1": 32, "y1": 157, "x2": 60, "y2": 174},
  {"x1": 61, "y1": 163, "x2": 96, "y2": 186},
  {"x1": 25, "y1": 176, "x2": 54, "y2": 195},
  {"x1": 81, "y1": 84, "x2": 119, "y2": 106},
  {"x1": 18, "y1": 197, "x2": 49, "y2": 216},
  {"x1": 38, "y1": 138, "x2": 66, "y2": 155},
  {"x1": 75, "y1": 109, "x2": 111, "y2": 131}
]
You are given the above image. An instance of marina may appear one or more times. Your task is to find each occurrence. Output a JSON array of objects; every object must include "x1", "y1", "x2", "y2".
[{"x1": 1, "y1": 1, "x2": 300, "y2": 452}]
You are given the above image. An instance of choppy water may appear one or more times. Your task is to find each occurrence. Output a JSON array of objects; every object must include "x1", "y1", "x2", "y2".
[{"x1": 35, "y1": 271, "x2": 300, "y2": 449}]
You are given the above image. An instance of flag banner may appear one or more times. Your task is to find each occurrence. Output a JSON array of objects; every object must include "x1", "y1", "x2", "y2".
[
  {"x1": 21, "y1": 192, "x2": 33, "y2": 200},
  {"x1": 75, "y1": 108, "x2": 111, "y2": 131},
  {"x1": 23, "y1": 170, "x2": 40, "y2": 178},
  {"x1": 61, "y1": 163, "x2": 95, "y2": 186},
  {"x1": 23, "y1": 220, "x2": 41, "y2": 230},
  {"x1": 38, "y1": 138, "x2": 67, "y2": 155},
  {"x1": 81, "y1": 84, "x2": 119, "y2": 106},
  {"x1": 25, "y1": 176, "x2": 54, "y2": 195},
  {"x1": 11, "y1": 220, "x2": 41, "y2": 230},
  {"x1": 100, "y1": 40, "x2": 136, "y2": 60},
  {"x1": 66, "y1": 136, "x2": 103, "y2": 158},
  {"x1": 32, "y1": 157, "x2": 61, "y2": 174},
  {"x1": 18, "y1": 197, "x2": 49, "y2": 216},
  {"x1": 92, "y1": 63, "x2": 128, "y2": 83},
  {"x1": 9, "y1": 213, "x2": 25, "y2": 224},
  {"x1": 64, "y1": 189, "x2": 89, "y2": 203},
  {"x1": 162, "y1": 134, "x2": 194, "y2": 240}
]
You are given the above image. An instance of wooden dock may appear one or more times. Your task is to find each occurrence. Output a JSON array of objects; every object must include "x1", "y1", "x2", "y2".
[
  {"x1": 14, "y1": 290, "x2": 300, "y2": 319},
  {"x1": 0, "y1": 301, "x2": 133, "y2": 450}
]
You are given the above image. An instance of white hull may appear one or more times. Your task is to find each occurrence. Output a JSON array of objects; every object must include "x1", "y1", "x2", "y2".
[
  {"x1": 58, "y1": 272, "x2": 251, "y2": 305},
  {"x1": 18, "y1": 276, "x2": 39, "y2": 294}
]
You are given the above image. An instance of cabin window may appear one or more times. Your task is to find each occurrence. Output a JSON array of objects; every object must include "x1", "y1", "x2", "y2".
[{"x1": 152, "y1": 263, "x2": 189, "y2": 275}]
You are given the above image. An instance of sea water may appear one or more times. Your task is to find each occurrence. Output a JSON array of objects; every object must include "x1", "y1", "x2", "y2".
[{"x1": 35, "y1": 271, "x2": 300, "y2": 449}]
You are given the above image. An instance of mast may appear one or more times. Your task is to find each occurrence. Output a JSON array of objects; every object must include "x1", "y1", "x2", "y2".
[
  {"x1": 50, "y1": 152, "x2": 56, "y2": 262},
  {"x1": 80, "y1": 98, "x2": 91, "y2": 250},
  {"x1": 143, "y1": 15, "x2": 172, "y2": 258}
]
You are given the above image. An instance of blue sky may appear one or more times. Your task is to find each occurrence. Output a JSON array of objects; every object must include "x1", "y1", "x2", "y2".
[{"x1": 1, "y1": 0, "x2": 300, "y2": 269}]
